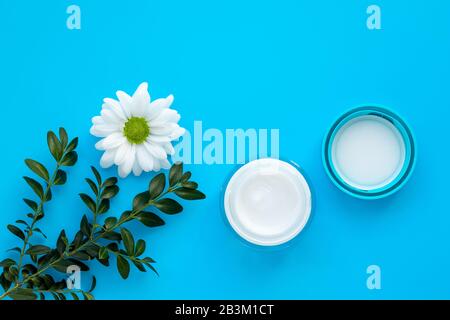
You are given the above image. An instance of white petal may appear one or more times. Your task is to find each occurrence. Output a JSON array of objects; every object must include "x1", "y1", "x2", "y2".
[
  {"x1": 132, "y1": 161, "x2": 143, "y2": 176},
  {"x1": 152, "y1": 158, "x2": 161, "y2": 171},
  {"x1": 95, "y1": 133, "x2": 126, "y2": 150},
  {"x1": 116, "y1": 90, "x2": 132, "y2": 118},
  {"x1": 166, "y1": 94, "x2": 174, "y2": 107},
  {"x1": 132, "y1": 82, "x2": 150, "y2": 104},
  {"x1": 147, "y1": 135, "x2": 171, "y2": 144},
  {"x1": 162, "y1": 143, "x2": 175, "y2": 155},
  {"x1": 131, "y1": 101, "x2": 150, "y2": 118},
  {"x1": 150, "y1": 124, "x2": 185, "y2": 140},
  {"x1": 103, "y1": 98, "x2": 127, "y2": 120},
  {"x1": 92, "y1": 116, "x2": 105, "y2": 125},
  {"x1": 144, "y1": 141, "x2": 167, "y2": 159},
  {"x1": 152, "y1": 109, "x2": 180, "y2": 125},
  {"x1": 145, "y1": 98, "x2": 168, "y2": 121},
  {"x1": 169, "y1": 126, "x2": 186, "y2": 140},
  {"x1": 118, "y1": 145, "x2": 136, "y2": 178},
  {"x1": 90, "y1": 124, "x2": 119, "y2": 137},
  {"x1": 125, "y1": 82, "x2": 150, "y2": 117},
  {"x1": 114, "y1": 141, "x2": 132, "y2": 165},
  {"x1": 150, "y1": 123, "x2": 177, "y2": 136},
  {"x1": 100, "y1": 149, "x2": 117, "y2": 168},
  {"x1": 136, "y1": 145, "x2": 154, "y2": 171},
  {"x1": 160, "y1": 158, "x2": 171, "y2": 169},
  {"x1": 101, "y1": 106, "x2": 124, "y2": 124}
]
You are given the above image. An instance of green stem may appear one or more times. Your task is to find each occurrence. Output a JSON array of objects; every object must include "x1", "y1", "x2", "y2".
[
  {"x1": 0, "y1": 183, "x2": 180, "y2": 300},
  {"x1": 16, "y1": 163, "x2": 61, "y2": 281},
  {"x1": 90, "y1": 187, "x2": 102, "y2": 241},
  {"x1": 0, "y1": 284, "x2": 18, "y2": 300}
]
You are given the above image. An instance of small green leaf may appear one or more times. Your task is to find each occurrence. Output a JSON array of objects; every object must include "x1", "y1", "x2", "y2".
[
  {"x1": 3, "y1": 268, "x2": 15, "y2": 282},
  {"x1": 70, "y1": 292, "x2": 79, "y2": 300},
  {"x1": 7, "y1": 263, "x2": 18, "y2": 275},
  {"x1": 23, "y1": 198, "x2": 38, "y2": 211},
  {"x1": 155, "y1": 198, "x2": 183, "y2": 214},
  {"x1": 120, "y1": 210, "x2": 132, "y2": 221},
  {"x1": 33, "y1": 228, "x2": 47, "y2": 239},
  {"x1": 89, "y1": 276, "x2": 97, "y2": 293},
  {"x1": 37, "y1": 251, "x2": 58, "y2": 267},
  {"x1": 98, "y1": 247, "x2": 109, "y2": 260},
  {"x1": 133, "y1": 261, "x2": 146, "y2": 272},
  {"x1": 7, "y1": 247, "x2": 21, "y2": 254},
  {"x1": 72, "y1": 251, "x2": 91, "y2": 260},
  {"x1": 181, "y1": 171, "x2": 192, "y2": 182},
  {"x1": 132, "y1": 192, "x2": 150, "y2": 211},
  {"x1": 142, "y1": 257, "x2": 158, "y2": 275},
  {"x1": 54, "y1": 169, "x2": 67, "y2": 185},
  {"x1": 9, "y1": 288, "x2": 37, "y2": 300},
  {"x1": 66, "y1": 137, "x2": 78, "y2": 153},
  {"x1": 117, "y1": 255, "x2": 130, "y2": 279},
  {"x1": 120, "y1": 228, "x2": 134, "y2": 256},
  {"x1": 56, "y1": 230, "x2": 68, "y2": 255},
  {"x1": 23, "y1": 176, "x2": 44, "y2": 199},
  {"x1": 59, "y1": 127, "x2": 68, "y2": 149},
  {"x1": 98, "y1": 199, "x2": 110, "y2": 214},
  {"x1": 72, "y1": 231, "x2": 84, "y2": 248},
  {"x1": 25, "y1": 159, "x2": 49, "y2": 181},
  {"x1": 169, "y1": 162, "x2": 183, "y2": 186},
  {"x1": 101, "y1": 185, "x2": 119, "y2": 200},
  {"x1": 47, "y1": 131, "x2": 63, "y2": 161},
  {"x1": 26, "y1": 245, "x2": 51, "y2": 255},
  {"x1": 135, "y1": 239, "x2": 146, "y2": 257},
  {"x1": 45, "y1": 188, "x2": 52, "y2": 202},
  {"x1": 83, "y1": 243, "x2": 99, "y2": 258},
  {"x1": 135, "y1": 212, "x2": 165, "y2": 227},
  {"x1": 61, "y1": 151, "x2": 78, "y2": 166},
  {"x1": 97, "y1": 257, "x2": 109, "y2": 267},
  {"x1": 85, "y1": 178, "x2": 99, "y2": 195},
  {"x1": 149, "y1": 173, "x2": 165, "y2": 199},
  {"x1": 103, "y1": 231, "x2": 122, "y2": 242},
  {"x1": 174, "y1": 188, "x2": 206, "y2": 200},
  {"x1": 15, "y1": 219, "x2": 29, "y2": 227},
  {"x1": 0, "y1": 273, "x2": 12, "y2": 291},
  {"x1": 91, "y1": 166, "x2": 102, "y2": 185},
  {"x1": 80, "y1": 215, "x2": 91, "y2": 236},
  {"x1": 104, "y1": 217, "x2": 117, "y2": 229},
  {"x1": 181, "y1": 181, "x2": 198, "y2": 190},
  {"x1": 79, "y1": 193, "x2": 96, "y2": 213},
  {"x1": 7, "y1": 225, "x2": 25, "y2": 240},
  {"x1": 0, "y1": 258, "x2": 16, "y2": 268},
  {"x1": 107, "y1": 243, "x2": 119, "y2": 252},
  {"x1": 142, "y1": 256, "x2": 156, "y2": 264},
  {"x1": 102, "y1": 177, "x2": 118, "y2": 188},
  {"x1": 22, "y1": 264, "x2": 37, "y2": 275},
  {"x1": 82, "y1": 292, "x2": 95, "y2": 300}
]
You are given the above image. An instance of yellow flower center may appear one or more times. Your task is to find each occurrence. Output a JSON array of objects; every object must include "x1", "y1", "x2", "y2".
[{"x1": 123, "y1": 117, "x2": 150, "y2": 144}]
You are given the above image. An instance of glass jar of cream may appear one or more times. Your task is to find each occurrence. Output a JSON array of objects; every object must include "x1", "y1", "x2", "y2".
[
  {"x1": 223, "y1": 159, "x2": 312, "y2": 246},
  {"x1": 323, "y1": 106, "x2": 416, "y2": 199}
]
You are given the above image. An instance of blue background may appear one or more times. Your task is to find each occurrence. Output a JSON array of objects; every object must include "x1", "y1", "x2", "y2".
[{"x1": 0, "y1": 0, "x2": 449, "y2": 299}]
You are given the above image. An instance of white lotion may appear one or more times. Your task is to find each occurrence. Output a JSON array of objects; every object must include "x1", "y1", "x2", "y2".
[
  {"x1": 331, "y1": 115, "x2": 406, "y2": 190},
  {"x1": 224, "y1": 159, "x2": 311, "y2": 246}
]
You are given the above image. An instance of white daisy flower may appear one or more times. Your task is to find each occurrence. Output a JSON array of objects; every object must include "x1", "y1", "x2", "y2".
[{"x1": 90, "y1": 82, "x2": 185, "y2": 178}]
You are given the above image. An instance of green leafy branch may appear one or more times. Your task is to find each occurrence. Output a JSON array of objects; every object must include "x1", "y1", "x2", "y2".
[{"x1": 0, "y1": 128, "x2": 205, "y2": 300}]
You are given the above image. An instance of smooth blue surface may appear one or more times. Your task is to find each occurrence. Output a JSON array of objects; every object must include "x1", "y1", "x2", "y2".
[{"x1": 0, "y1": 0, "x2": 449, "y2": 299}]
